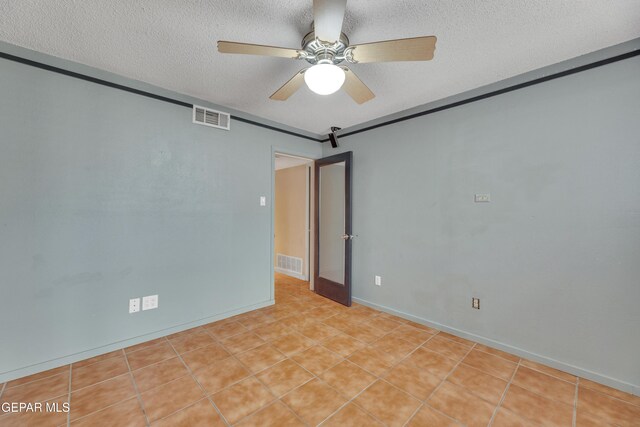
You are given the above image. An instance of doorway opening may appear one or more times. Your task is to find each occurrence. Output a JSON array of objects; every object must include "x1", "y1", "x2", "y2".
[{"x1": 274, "y1": 153, "x2": 314, "y2": 293}]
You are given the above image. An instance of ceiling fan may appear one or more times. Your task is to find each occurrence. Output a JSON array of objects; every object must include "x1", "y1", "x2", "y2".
[{"x1": 217, "y1": 0, "x2": 437, "y2": 104}]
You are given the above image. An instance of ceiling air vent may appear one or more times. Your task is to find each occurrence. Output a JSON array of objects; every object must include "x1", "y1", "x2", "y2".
[{"x1": 192, "y1": 105, "x2": 230, "y2": 130}]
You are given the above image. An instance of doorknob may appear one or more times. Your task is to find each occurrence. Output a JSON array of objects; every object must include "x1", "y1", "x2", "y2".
[{"x1": 340, "y1": 234, "x2": 354, "y2": 240}]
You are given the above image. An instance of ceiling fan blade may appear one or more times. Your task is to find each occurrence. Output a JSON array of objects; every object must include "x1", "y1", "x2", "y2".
[
  {"x1": 349, "y1": 36, "x2": 437, "y2": 63},
  {"x1": 270, "y1": 70, "x2": 307, "y2": 101},
  {"x1": 313, "y1": 0, "x2": 347, "y2": 43},
  {"x1": 342, "y1": 68, "x2": 375, "y2": 104},
  {"x1": 217, "y1": 41, "x2": 304, "y2": 59}
]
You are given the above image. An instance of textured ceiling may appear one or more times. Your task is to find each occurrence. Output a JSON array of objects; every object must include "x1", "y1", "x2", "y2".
[{"x1": 1, "y1": 1, "x2": 639, "y2": 134}]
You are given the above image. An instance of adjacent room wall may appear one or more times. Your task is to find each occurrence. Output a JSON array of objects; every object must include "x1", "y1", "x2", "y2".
[
  {"x1": 326, "y1": 56, "x2": 640, "y2": 393},
  {"x1": 0, "y1": 51, "x2": 321, "y2": 381},
  {"x1": 274, "y1": 164, "x2": 308, "y2": 277}
]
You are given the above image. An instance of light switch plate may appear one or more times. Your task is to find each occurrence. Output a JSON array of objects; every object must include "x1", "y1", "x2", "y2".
[
  {"x1": 129, "y1": 298, "x2": 140, "y2": 314},
  {"x1": 142, "y1": 295, "x2": 158, "y2": 311},
  {"x1": 260, "y1": 196, "x2": 266, "y2": 206}
]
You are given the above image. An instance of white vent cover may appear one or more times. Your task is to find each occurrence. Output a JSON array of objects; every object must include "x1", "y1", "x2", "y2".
[
  {"x1": 276, "y1": 253, "x2": 303, "y2": 275},
  {"x1": 192, "y1": 105, "x2": 230, "y2": 130}
]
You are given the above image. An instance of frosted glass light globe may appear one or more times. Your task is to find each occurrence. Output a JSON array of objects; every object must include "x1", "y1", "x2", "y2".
[{"x1": 304, "y1": 64, "x2": 345, "y2": 95}]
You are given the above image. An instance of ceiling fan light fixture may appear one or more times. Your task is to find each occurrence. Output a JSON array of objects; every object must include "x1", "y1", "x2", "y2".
[{"x1": 304, "y1": 63, "x2": 345, "y2": 95}]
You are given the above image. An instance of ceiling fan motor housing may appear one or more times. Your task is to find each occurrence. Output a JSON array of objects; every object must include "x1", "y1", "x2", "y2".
[{"x1": 301, "y1": 31, "x2": 350, "y2": 65}]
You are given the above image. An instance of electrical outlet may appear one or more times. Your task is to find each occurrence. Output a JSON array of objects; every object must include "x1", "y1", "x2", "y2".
[
  {"x1": 374, "y1": 275, "x2": 382, "y2": 286},
  {"x1": 129, "y1": 298, "x2": 140, "y2": 314},
  {"x1": 142, "y1": 294, "x2": 159, "y2": 311},
  {"x1": 472, "y1": 298, "x2": 480, "y2": 309}
]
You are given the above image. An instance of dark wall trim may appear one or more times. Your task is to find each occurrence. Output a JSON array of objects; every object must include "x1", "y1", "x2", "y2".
[
  {"x1": 0, "y1": 51, "x2": 324, "y2": 143},
  {"x1": 332, "y1": 49, "x2": 640, "y2": 141},
  {"x1": 231, "y1": 115, "x2": 321, "y2": 142},
  {"x1": 2, "y1": 48, "x2": 638, "y2": 144}
]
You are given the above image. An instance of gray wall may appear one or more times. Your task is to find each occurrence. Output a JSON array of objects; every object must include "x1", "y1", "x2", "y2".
[
  {"x1": 0, "y1": 53, "x2": 321, "y2": 381},
  {"x1": 326, "y1": 56, "x2": 640, "y2": 393}
]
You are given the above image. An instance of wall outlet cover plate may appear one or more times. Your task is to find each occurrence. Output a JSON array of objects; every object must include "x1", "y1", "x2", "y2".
[
  {"x1": 129, "y1": 298, "x2": 140, "y2": 313},
  {"x1": 142, "y1": 295, "x2": 159, "y2": 310}
]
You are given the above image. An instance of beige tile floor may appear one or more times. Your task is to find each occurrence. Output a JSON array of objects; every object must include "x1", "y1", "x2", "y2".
[{"x1": 1, "y1": 273, "x2": 639, "y2": 426}]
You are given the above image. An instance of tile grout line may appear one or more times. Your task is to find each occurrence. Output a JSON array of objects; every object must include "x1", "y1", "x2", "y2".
[
  {"x1": 573, "y1": 380, "x2": 640, "y2": 406},
  {"x1": 318, "y1": 330, "x2": 442, "y2": 426},
  {"x1": 61, "y1": 368, "x2": 146, "y2": 396},
  {"x1": 426, "y1": 342, "x2": 477, "y2": 403},
  {"x1": 266, "y1": 297, "x2": 355, "y2": 426},
  {"x1": 2, "y1": 369, "x2": 69, "y2": 391},
  {"x1": 220, "y1": 295, "x2": 390, "y2": 426},
  {"x1": 285, "y1": 321, "x2": 391, "y2": 425},
  {"x1": 409, "y1": 402, "x2": 465, "y2": 427},
  {"x1": 63, "y1": 386, "x2": 146, "y2": 425},
  {"x1": 518, "y1": 361, "x2": 581, "y2": 386},
  {"x1": 123, "y1": 348, "x2": 152, "y2": 426},
  {"x1": 129, "y1": 375, "x2": 204, "y2": 424},
  {"x1": 301, "y1": 314, "x2": 405, "y2": 425},
  {"x1": 313, "y1": 375, "x2": 379, "y2": 426},
  {"x1": 228, "y1": 354, "x2": 310, "y2": 426},
  {"x1": 257, "y1": 307, "x2": 367, "y2": 362},
  {"x1": 205, "y1": 286, "x2": 454, "y2": 426},
  {"x1": 230, "y1": 308, "x2": 342, "y2": 419},
  {"x1": 176, "y1": 321, "x2": 307, "y2": 424},
  {"x1": 572, "y1": 377, "x2": 580, "y2": 427},
  {"x1": 457, "y1": 343, "x2": 519, "y2": 365},
  {"x1": 405, "y1": 332, "x2": 527, "y2": 425},
  {"x1": 9, "y1": 349, "x2": 177, "y2": 408},
  {"x1": 68, "y1": 350, "x2": 123, "y2": 371},
  {"x1": 165, "y1": 337, "x2": 233, "y2": 427},
  {"x1": 66, "y1": 364, "x2": 72, "y2": 427},
  {"x1": 64, "y1": 348, "x2": 151, "y2": 423},
  {"x1": 323, "y1": 308, "x2": 445, "y2": 425},
  {"x1": 287, "y1": 359, "x2": 388, "y2": 427},
  {"x1": 124, "y1": 336, "x2": 169, "y2": 355},
  {"x1": 117, "y1": 352, "x2": 172, "y2": 376},
  {"x1": 487, "y1": 359, "x2": 521, "y2": 426},
  {"x1": 496, "y1": 363, "x2": 584, "y2": 411},
  {"x1": 519, "y1": 364, "x2": 565, "y2": 380},
  {"x1": 219, "y1": 321, "x2": 319, "y2": 426},
  {"x1": 202, "y1": 331, "x2": 273, "y2": 425},
  {"x1": 401, "y1": 340, "x2": 478, "y2": 426},
  {"x1": 401, "y1": 403, "x2": 424, "y2": 427},
  {"x1": 150, "y1": 398, "x2": 209, "y2": 426}
]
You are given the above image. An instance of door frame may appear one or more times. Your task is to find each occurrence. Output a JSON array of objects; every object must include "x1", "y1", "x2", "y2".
[{"x1": 271, "y1": 149, "x2": 317, "y2": 299}]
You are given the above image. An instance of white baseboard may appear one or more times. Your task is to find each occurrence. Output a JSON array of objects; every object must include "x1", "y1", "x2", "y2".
[
  {"x1": 0, "y1": 299, "x2": 274, "y2": 384},
  {"x1": 274, "y1": 267, "x2": 308, "y2": 281},
  {"x1": 353, "y1": 296, "x2": 640, "y2": 396}
]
